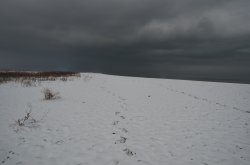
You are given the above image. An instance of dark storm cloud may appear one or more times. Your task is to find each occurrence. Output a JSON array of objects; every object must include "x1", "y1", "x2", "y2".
[{"x1": 0, "y1": 0, "x2": 250, "y2": 83}]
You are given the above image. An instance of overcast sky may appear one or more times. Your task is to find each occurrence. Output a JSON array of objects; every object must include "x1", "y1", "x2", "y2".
[{"x1": 0, "y1": 0, "x2": 250, "y2": 83}]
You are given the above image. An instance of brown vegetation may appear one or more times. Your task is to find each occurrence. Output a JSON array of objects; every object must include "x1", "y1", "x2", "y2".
[
  {"x1": 0, "y1": 71, "x2": 80, "y2": 78},
  {"x1": 42, "y1": 88, "x2": 60, "y2": 100},
  {"x1": 0, "y1": 71, "x2": 80, "y2": 84}
]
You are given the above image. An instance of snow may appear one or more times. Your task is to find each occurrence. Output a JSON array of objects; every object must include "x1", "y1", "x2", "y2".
[{"x1": 0, "y1": 73, "x2": 250, "y2": 165}]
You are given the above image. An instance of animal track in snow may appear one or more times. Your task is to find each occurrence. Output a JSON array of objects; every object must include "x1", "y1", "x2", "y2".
[
  {"x1": 115, "y1": 137, "x2": 127, "y2": 144},
  {"x1": 120, "y1": 116, "x2": 125, "y2": 119},
  {"x1": 1, "y1": 150, "x2": 15, "y2": 164},
  {"x1": 99, "y1": 87, "x2": 137, "y2": 158},
  {"x1": 112, "y1": 121, "x2": 119, "y2": 125},
  {"x1": 162, "y1": 85, "x2": 248, "y2": 113},
  {"x1": 55, "y1": 140, "x2": 64, "y2": 145},
  {"x1": 123, "y1": 148, "x2": 136, "y2": 156}
]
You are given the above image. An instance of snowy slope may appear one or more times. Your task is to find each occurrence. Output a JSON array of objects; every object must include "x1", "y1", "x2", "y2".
[{"x1": 0, "y1": 73, "x2": 250, "y2": 165}]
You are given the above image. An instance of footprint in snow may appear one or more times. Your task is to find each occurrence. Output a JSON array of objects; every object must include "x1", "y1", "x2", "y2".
[
  {"x1": 233, "y1": 107, "x2": 240, "y2": 110},
  {"x1": 202, "y1": 98, "x2": 208, "y2": 101},
  {"x1": 235, "y1": 145, "x2": 243, "y2": 150},
  {"x1": 115, "y1": 112, "x2": 120, "y2": 115},
  {"x1": 55, "y1": 140, "x2": 64, "y2": 145},
  {"x1": 1, "y1": 151, "x2": 15, "y2": 164},
  {"x1": 123, "y1": 148, "x2": 136, "y2": 156},
  {"x1": 193, "y1": 96, "x2": 199, "y2": 99},
  {"x1": 113, "y1": 121, "x2": 119, "y2": 125},
  {"x1": 115, "y1": 137, "x2": 127, "y2": 144},
  {"x1": 120, "y1": 128, "x2": 128, "y2": 133}
]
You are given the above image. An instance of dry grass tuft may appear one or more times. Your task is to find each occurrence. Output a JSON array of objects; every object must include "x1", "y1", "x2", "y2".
[
  {"x1": 15, "y1": 104, "x2": 37, "y2": 127},
  {"x1": 42, "y1": 88, "x2": 60, "y2": 100}
]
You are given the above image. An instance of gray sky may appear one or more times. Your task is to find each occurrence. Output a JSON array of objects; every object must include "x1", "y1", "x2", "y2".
[{"x1": 1, "y1": 0, "x2": 250, "y2": 83}]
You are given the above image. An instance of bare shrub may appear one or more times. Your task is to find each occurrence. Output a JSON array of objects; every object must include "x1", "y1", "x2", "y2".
[
  {"x1": 15, "y1": 104, "x2": 37, "y2": 127},
  {"x1": 60, "y1": 77, "x2": 67, "y2": 81},
  {"x1": 0, "y1": 77, "x2": 9, "y2": 84},
  {"x1": 20, "y1": 79, "x2": 37, "y2": 87},
  {"x1": 43, "y1": 88, "x2": 60, "y2": 100}
]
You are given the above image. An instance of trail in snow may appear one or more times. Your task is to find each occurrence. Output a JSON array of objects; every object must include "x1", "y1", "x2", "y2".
[
  {"x1": 159, "y1": 84, "x2": 248, "y2": 113},
  {"x1": 96, "y1": 84, "x2": 138, "y2": 158}
]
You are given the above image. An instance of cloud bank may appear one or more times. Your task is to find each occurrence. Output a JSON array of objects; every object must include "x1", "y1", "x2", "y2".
[{"x1": 1, "y1": 0, "x2": 250, "y2": 82}]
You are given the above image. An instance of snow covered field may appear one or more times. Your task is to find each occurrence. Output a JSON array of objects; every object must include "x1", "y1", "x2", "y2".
[{"x1": 0, "y1": 73, "x2": 250, "y2": 165}]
